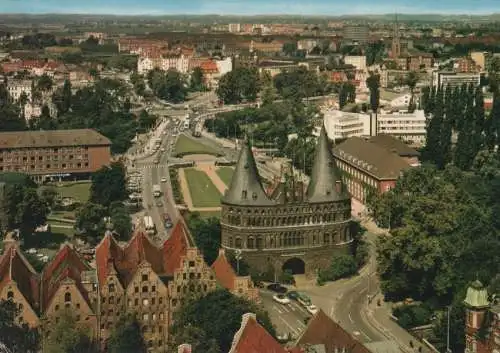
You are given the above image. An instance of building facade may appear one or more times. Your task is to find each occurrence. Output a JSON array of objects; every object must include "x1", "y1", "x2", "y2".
[
  {"x1": 0, "y1": 219, "x2": 217, "y2": 353},
  {"x1": 0, "y1": 129, "x2": 111, "y2": 182},
  {"x1": 342, "y1": 25, "x2": 369, "y2": 44},
  {"x1": 220, "y1": 127, "x2": 353, "y2": 278},
  {"x1": 432, "y1": 71, "x2": 482, "y2": 89}
]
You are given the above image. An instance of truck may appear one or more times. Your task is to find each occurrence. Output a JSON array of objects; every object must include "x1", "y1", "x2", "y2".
[
  {"x1": 143, "y1": 216, "x2": 156, "y2": 235},
  {"x1": 153, "y1": 184, "x2": 161, "y2": 197}
]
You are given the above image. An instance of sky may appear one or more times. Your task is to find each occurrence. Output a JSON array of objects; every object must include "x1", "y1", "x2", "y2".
[{"x1": 1, "y1": 0, "x2": 499, "y2": 15}]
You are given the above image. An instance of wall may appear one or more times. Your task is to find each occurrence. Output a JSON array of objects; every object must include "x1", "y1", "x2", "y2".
[{"x1": 88, "y1": 145, "x2": 111, "y2": 172}]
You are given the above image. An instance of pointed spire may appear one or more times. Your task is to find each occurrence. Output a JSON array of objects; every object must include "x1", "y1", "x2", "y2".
[
  {"x1": 222, "y1": 137, "x2": 274, "y2": 206},
  {"x1": 307, "y1": 125, "x2": 349, "y2": 203}
]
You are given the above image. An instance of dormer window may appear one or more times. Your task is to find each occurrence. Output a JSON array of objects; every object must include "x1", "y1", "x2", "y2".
[
  {"x1": 242, "y1": 190, "x2": 247, "y2": 199},
  {"x1": 64, "y1": 292, "x2": 71, "y2": 303}
]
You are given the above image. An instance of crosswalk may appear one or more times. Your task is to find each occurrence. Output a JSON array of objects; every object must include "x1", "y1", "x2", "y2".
[{"x1": 136, "y1": 164, "x2": 169, "y2": 170}]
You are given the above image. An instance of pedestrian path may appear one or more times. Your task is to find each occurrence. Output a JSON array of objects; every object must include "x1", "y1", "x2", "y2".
[{"x1": 196, "y1": 164, "x2": 228, "y2": 193}]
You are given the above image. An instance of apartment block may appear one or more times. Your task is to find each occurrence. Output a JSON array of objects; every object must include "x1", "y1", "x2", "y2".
[
  {"x1": 0, "y1": 129, "x2": 111, "y2": 182},
  {"x1": 432, "y1": 71, "x2": 481, "y2": 88}
]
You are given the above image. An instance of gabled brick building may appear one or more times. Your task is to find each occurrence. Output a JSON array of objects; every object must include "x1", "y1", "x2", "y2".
[{"x1": 0, "y1": 218, "x2": 217, "y2": 353}]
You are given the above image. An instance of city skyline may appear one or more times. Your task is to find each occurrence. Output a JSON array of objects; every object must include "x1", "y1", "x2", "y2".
[{"x1": 1, "y1": 0, "x2": 500, "y2": 15}]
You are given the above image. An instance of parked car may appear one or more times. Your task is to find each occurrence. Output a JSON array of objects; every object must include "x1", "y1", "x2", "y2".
[
  {"x1": 161, "y1": 177, "x2": 167, "y2": 183},
  {"x1": 307, "y1": 304, "x2": 318, "y2": 315},
  {"x1": 287, "y1": 291, "x2": 300, "y2": 300},
  {"x1": 156, "y1": 200, "x2": 163, "y2": 207},
  {"x1": 273, "y1": 294, "x2": 291, "y2": 305},
  {"x1": 267, "y1": 283, "x2": 287, "y2": 294}
]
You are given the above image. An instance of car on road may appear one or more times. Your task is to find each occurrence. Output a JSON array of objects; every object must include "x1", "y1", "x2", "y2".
[
  {"x1": 273, "y1": 294, "x2": 291, "y2": 305},
  {"x1": 267, "y1": 283, "x2": 287, "y2": 294},
  {"x1": 287, "y1": 291, "x2": 300, "y2": 301},
  {"x1": 161, "y1": 147, "x2": 165, "y2": 152},
  {"x1": 156, "y1": 200, "x2": 163, "y2": 207},
  {"x1": 306, "y1": 304, "x2": 318, "y2": 316},
  {"x1": 161, "y1": 177, "x2": 167, "y2": 183}
]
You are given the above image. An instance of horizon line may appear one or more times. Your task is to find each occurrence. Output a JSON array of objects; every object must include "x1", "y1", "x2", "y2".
[{"x1": 1, "y1": 11, "x2": 500, "y2": 17}]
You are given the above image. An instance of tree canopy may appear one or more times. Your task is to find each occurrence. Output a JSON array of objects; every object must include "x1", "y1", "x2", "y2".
[
  {"x1": 43, "y1": 311, "x2": 96, "y2": 353},
  {"x1": 148, "y1": 68, "x2": 187, "y2": 103},
  {"x1": 216, "y1": 67, "x2": 260, "y2": 104},
  {"x1": 186, "y1": 212, "x2": 221, "y2": 265},
  {"x1": 90, "y1": 161, "x2": 128, "y2": 207},
  {"x1": 170, "y1": 289, "x2": 275, "y2": 353},
  {"x1": 0, "y1": 300, "x2": 39, "y2": 353},
  {"x1": 107, "y1": 314, "x2": 146, "y2": 353}
]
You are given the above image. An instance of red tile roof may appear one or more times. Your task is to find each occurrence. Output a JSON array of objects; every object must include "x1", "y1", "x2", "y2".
[
  {"x1": 0, "y1": 242, "x2": 40, "y2": 311},
  {"x1": 41, "y1": 244, "x2": 91, "y2": 310},
  {"x1": 229, "y1": 313, "x2": 288, "y2": 353},
  {"x1": 211, "y1": 249, "x2": 236, "y2": 291},
  {"x1": 200, "y1": 60, "x2": 219, "y2": 73},
  {"x1": 96, "y1": 219, "x2": 191, "y2": 288},
  {"x1": 295, "y1": 309, "x2": 372, "y2": 353},
  {"x1": 162, "y1": 220, "x2": 190, "y2": 275}
]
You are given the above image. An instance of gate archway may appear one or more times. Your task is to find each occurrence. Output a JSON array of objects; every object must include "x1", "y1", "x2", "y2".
[{"x1": 282, "y1": 257, "x2": 305, "y2": 275}]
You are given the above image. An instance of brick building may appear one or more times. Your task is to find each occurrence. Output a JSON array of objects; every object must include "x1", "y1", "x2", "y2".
[
  {"x1": 211, "y1": 249, "x2": 259, "y2": 303},
  {"x1": 0, "y1": 219, "x2": 217, "y2": 353},
  {"x1": 0, "y1": 129, "x2": 111, "y2": 182},
  {"x1": 332, "y1": 135, "x2": 418, "y2": 203}
]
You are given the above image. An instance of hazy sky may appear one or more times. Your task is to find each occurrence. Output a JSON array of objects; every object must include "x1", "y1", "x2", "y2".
[{"x1": 1, "y1": 0, "x2": 499, "y2": 15}]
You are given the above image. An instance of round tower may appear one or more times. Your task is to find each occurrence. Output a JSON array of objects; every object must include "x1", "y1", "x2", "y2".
[{"x1": 463, "y1": 280, "x2": 490, "y2": 353}]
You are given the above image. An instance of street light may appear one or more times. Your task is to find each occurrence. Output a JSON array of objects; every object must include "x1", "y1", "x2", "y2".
[{"x1": 234, "y1": 249, "x2": 242, "y2": 276}]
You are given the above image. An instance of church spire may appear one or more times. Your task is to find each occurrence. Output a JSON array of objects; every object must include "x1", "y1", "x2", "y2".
[
  {"x1": 307, "y1": 125, "x2": 349, "y2": 203},
  {"x1": 222, "y1": 137, "x2": 274, "y2": 206}
]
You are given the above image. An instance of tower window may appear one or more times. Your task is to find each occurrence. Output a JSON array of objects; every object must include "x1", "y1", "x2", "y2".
[
  {"x1": 242, "y1": 190, "x2": 247, "y2": 199},
  {"x1": 64, "y1": 292, "x2": 71, "y2": 302}
]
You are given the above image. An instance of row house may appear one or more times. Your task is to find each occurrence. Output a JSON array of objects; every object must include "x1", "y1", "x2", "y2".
[
  {"x1": 24, "y1": 101, "x2": 57, "y2": 121},
  {"x1": 249, "y1": 40, "x2": 284, "y2": 55},
  {"x1": 456, "y1": 57, "x2": 481, "y2": 73},
  {"x1": 7, "y1": 79, "x2": 32, "y2": 102},
  {"x1": 117, "y1": 38, "x2": 167, "y2": 54},
  {"x1": 137, "y1": 55, "x2": 190, "y2": 75},
  {"x1": 0, "y1": 219, "x2": 217, "y2": 353},
  {"x1": 1, "y1": 60, "x2": 65, "y2": 77},
  {"x1": 395, "y1": 53, "x2": 433, "y2": 71}
]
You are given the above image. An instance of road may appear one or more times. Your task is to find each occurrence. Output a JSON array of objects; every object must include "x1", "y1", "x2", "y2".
[{"x1": 259, "y1": 291, "x2": 311, "y2": 339}]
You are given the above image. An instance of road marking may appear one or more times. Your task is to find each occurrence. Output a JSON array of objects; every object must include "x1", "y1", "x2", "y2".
[
  {"x1": 280, "y1": 305, "x2": 290, "y2": 313},
  {"x1": 348, "y1": 313, "x2": 354, "y2": 323},
  {"x1": 296, "y1": 319, "x2": 306, "y2": 328},
  {"x1": 273, "y1": 306, "x2": 282, "y2": 314},
  {"x1": 291, "y1": 302, "x2": 309, "y2": 316},
  {"x1": 279, "y1": 317, "x2": 299, "y2": 337},
  {"x1": 360, "y1": 330, "x2": 372, "y2": 342}
]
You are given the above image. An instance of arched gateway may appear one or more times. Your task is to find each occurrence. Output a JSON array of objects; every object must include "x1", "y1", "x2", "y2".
[{"x1": 282, "y1": 257, "x2": 305, "y2": 275}]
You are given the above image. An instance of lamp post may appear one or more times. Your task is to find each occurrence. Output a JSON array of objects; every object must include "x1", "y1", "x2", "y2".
[{"x1": 235, "y1": 249, "x2": 242, "y2": 276}]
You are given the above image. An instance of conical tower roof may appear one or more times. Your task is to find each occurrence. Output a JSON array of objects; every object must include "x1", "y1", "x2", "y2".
[
  {"x1": 222, "y1": 139, "x2": 275, "y2": 206},
  {"x1": 307, "y1": 125, "x2": 349, "y2": 203}
]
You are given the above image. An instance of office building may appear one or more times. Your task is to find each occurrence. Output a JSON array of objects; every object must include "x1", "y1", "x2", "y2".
[
  {"x1": 0, "y1": 129, "x2": 111, "y2": 182},
  {"x1": 342, "y1": 25, "x2": 369, "y2": 44},
  {"x1": 432, "y1": 71, "x2": 481, "y2": 88}
]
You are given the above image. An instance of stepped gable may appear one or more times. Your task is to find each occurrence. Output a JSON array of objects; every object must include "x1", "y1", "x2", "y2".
[
  {"x1": 0, "y1": 242, "x2": 40, "y2": 311},
  {"x1": 295, "y1": 309, "x2": 371, "y2": 353},
  {"x1": 228, "y1": 312, "x2": 288, "y2": 353},
  {"x1": 95, "y1": 233, "x2": 124, "y2": 286},
  {"x1": 162, "y1": 219, "x2": 190, "y2": 276},
  {"x1": 307, "y1": 125, "x2": 349, "y2": 203},
  {"x1": 41, "y1": 244, "x2": 91, "y2": 310},
  {"x1": 122, "y1": 231, "x2": 164, "y2": 283},
  {"x1": 211, "y1": 248, "x2": 237, "y2": 291},
  {"x1": 222, "y1": 138, "x2": 275, "y2": 206}
]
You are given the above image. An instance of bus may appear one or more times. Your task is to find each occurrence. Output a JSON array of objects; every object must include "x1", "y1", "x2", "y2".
[{"x1": 143, "y1": 216, "x2": 156, "y2": 235}]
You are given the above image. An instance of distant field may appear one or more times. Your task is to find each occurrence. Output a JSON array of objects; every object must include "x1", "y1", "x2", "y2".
[
  {"x1": 216, "y1": 167, "x2": 234, "y2": 187},
  {"x1": 184, "y1": 168, "x2": 221, "y2": 208},
  {"x1": 174, "y1": 134, "x2": 219, "y2": 157}
]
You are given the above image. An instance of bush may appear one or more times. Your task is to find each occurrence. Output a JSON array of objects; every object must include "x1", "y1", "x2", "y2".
[
  {"x1": 393, "y1": 304, "x2": 432, "y2": 329},
  {"x1": 169, "y1": 168, "x2": 184, "y2": 204},
  {"x1": 316, "y1": 254, "x2": 357, "y2": 284}
]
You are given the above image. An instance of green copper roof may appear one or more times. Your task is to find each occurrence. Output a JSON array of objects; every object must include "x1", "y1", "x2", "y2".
[
  {"x1": 307, "y1": 125, "x2": 350, "y2": 203},
  {"x1": 222, "y1": 139, "x2": 275, "y2": 206},
  {"x1": 464, "y1": 280, "x2": 490, "y2": 308}
]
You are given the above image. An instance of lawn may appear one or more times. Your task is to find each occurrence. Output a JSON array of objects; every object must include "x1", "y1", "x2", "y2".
[
  {"x1": 174, "y1": 134, "x2": 219, "y2": 157},
  {"x1": 45, "y1": 181, "x2": 92, "y2": 203},
  {"x1": 184, "y1": 168, "x2": 221, "y2": 208},
  {"x1": 199, "y1": 211, "x2": 221, "y2": 219},
  {"x1": 216, "y1": 167, "x2": 234, "y2": 187}
]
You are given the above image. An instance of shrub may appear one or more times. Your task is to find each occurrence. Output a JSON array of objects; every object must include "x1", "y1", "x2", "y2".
[
  {"x1": 393, "y1": 304, "x2": 432, "y2": 329},
  {"x1": 316, "y1": 254, "x2": 357, "y2": 284}
]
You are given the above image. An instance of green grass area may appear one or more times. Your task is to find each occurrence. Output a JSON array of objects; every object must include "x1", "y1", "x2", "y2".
[
  {"x1": 216, "y1": 167, "x2": 234, "y2": 187},
  {"x1": 174, "y1": 134, "x2": 220, "y2": 157},
  {"x1": 44, "y1": 181, "x2": 91, "y2": 203},
  {"x1": 198, "y1": 211, "x2": 221, "y2": 219},
  {"x1": 184, "y1": 168, "x2": 221, "y2": 208}
]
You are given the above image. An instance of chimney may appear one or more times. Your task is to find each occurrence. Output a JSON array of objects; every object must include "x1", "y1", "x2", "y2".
[{"x1": 335, "y1": 180, "x2": 342, "y2": 193}]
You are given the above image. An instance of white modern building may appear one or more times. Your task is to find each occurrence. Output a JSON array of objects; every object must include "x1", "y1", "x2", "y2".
[
  {"x1": 137, "y1": 55, "x2": 190, "y2": 75},
  {"x1": 323, "y1": 108, "x2": 427, "y2": 145},
  {"x1": 7, "y1": 80, "x2": 32, "y2": 102},
  {"x1": 432, "y1": 71, "x2": 481, "y2": 88},
  {"x1": 344, "y1": 56, "x2": 367, "y2": 71},
  {"x1": 216, "y1": 57, "x2": 232, "y2": 76}
]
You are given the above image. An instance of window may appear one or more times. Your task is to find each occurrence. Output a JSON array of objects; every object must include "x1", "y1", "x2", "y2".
[
  {"x1": 242, "y1": 190, "x2": 247, "y2": 199},
  {"x1": 151, "y1": 297, "x2": 156, "y2": 305},
  {"x1": 159, "y1": 297, "x2": 163, "y2": 305},
  {"x1": 134, "y1": 286, "x2": 139, "y2": 293},
  {"x1": 108, "y1": 284, "x2": 115, "y2": 293},
  {"x1": 64, "y1": 292, "x2": 71, "y2": 302},
  {"x1": 109, "y1": 296, "x2": 114, "y2": 304},
  {"x1": 189, "y1": 261, "x2": 195, "y2": 267},
  {"x1": 134, "y1": 298, "x2": 138, "y2": 306},
  {"x1": 143, "y1": 313, "x2": 149, "y2": 321},
  {"x1": 76, "y1": 303, "x2": 80, "y2": 309},
  {"x1": 142, "y1": 286, "x2": 148, "y2": 293},
  {"x1": 142, "y1": 274, "x2": 148, "y2": 281},
  {"x1": 55, "y1": 304, "x2": 59, "y2": 311},
  {"x1": 152, "y1": 313, "x2": 157, "y2": 321},
  {"x1": 7, "y1": 291, "x2": 14, "y2": 300},
  {"x1": 151, "y1": 285, "x2": 156, "y2": 292},
  {"x1": 142, "y1": 298, "x2": 149, "y2": 306}
]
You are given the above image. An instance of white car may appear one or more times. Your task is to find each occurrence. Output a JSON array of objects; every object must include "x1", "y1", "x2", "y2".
[
  {"x1": 161, "y1": 147, "x2": 166, "y2": 152},
  {"x1": 27, "y1": 248, "x2": 37, "y2": 254},
  {"x1": 161, "y1": 177, "x2": 167, "y2": 183},
  {"x1": 307, "y1": 304, "x2": 318, "y2": 315},
  {"x1": 273, "y1": 294, "x2": 291, "y2": 305}
]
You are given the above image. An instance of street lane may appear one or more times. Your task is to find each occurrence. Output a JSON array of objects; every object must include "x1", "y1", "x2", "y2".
[{"x1": 259, "y1": 291, "x2": 310, "y2": 339}]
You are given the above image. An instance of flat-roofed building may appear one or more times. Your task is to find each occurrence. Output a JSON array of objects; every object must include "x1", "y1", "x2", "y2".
[
  {"x1": 432, "y1": 71, "x2": 481, "y2": 88},
  {"x1": 0, "y1": 129, "x2": 111, "y2": 182},
  {"x1": 343, "y1": 25, "x2": 369, "y2": 44}
]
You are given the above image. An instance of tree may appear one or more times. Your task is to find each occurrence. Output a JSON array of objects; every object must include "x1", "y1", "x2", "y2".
[
  {"x1": 43, "y1": 311, "x2": 96, "y2": 353},
  {"x1": 422, "y1": 86, "x2": 444, "y2": 167},
  {"x1": 37, "y1": 74, "x2": 53, "y2": 92},
  {"x1": 75, "y1": 202, "x2": 107, "y2": 243},
  {"x1": 405, "y1": 71, "x2": 419, "y2": 112},
  {"x1": 366, "y1": 73, "x2": 380, "y2": 113},
  {"x1": 109, "y1": 202, "x2": 132, "y2": 240},
  {"x1": 318, "y1": 254, "x2": 358, "y2": 284},
  {"x1": 90, "y1": 162, "x2": 128, "y2": 207},
  {"x1": 190, "y1": 67, "x2": 205, "y2": 91},
  {"x1": 186, "y1": 212, "x2": 221, "y2": 265},
  {"x1": 217, "y1": 67, "x2": 260, "y2": 104},
  {"x1": 40, "y1": 186, "x2": 58, "y2": 210},
  {"x1": 107, "y1": 314, "x2": 146, "y2": 353},
  {"x1": 338, "y1": 84, "x2": 348, "y2": 110},
  {"x1": 170, "y1": 290, "x2": 275, "y2": 353},
  {"x1": 148, "y1": 68, "x2": 187, "y2": 103},
  {"x1": 0, "y1": 300, "x2": 39, "y2": 353}
]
